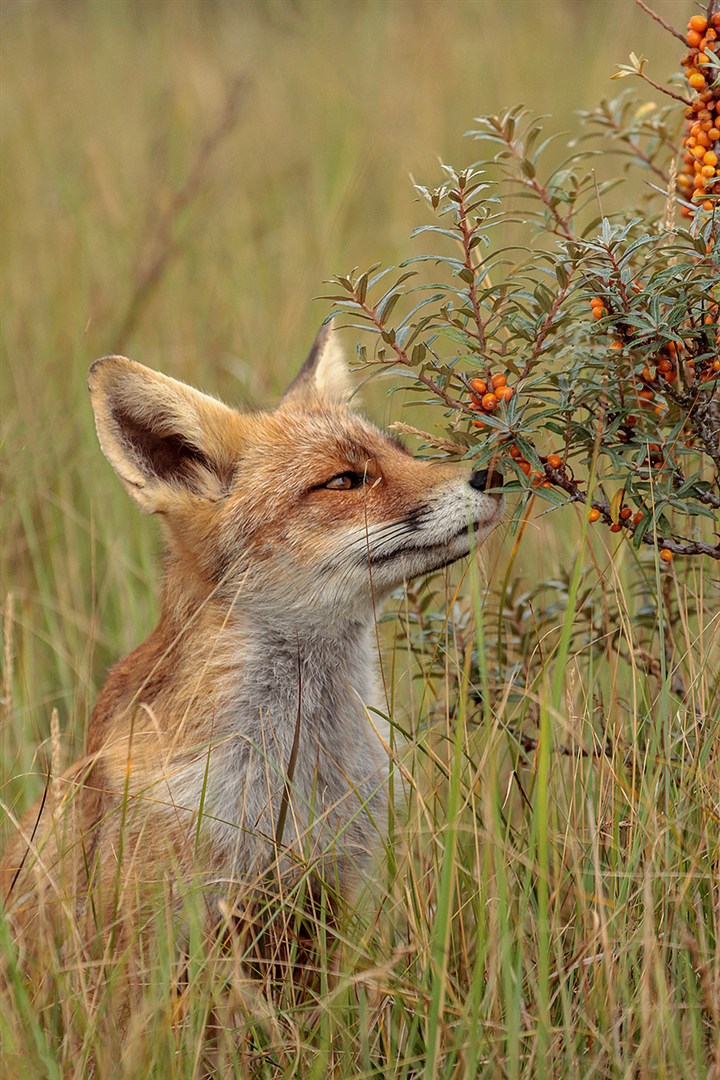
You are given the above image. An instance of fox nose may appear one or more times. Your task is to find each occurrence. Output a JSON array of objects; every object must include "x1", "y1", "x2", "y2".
[{"x1": 469, "y1": 466, "x2": 504, "y2": 492}]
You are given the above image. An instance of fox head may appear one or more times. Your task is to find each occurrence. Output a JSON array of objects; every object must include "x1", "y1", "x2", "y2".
[{"x1": 88, "y1": 327, "x2": 503, "y2": 623}]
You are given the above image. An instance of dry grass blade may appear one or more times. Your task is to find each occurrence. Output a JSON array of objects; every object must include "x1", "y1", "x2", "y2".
[{"x1": 2, "y1": 592, "x2": 14, "y2": 722}]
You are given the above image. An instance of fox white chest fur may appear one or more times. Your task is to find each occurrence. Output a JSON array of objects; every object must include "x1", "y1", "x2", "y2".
[
  {"x1": 170, "y1": 617, "x2": 389, "y2": 890},
  {"x1": 2, "y1": 324, "x2": 503, "y2": 936}
]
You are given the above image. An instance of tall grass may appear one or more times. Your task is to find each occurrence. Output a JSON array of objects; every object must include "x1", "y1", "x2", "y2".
[{"x1": 2, "y1": 1, "x2": 718, "y2": 1076}]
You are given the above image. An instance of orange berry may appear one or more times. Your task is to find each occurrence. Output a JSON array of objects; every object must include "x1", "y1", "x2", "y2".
[
  {"x1": 689, "y1": 73, "x2": 707, "y2": 89},
  {"x1": 633, "y1": 511, "x2": 643, "y2": 524},
  {"x1": 610, "y1": 523, "x2": 623, "y2": 533},
  {"x1": 590, "y1": 296, "x2": 604, "y2": 308},
  {"x1": 491, "y1": 372, "x2": 507, "y2": 389},
  {"x1": 495, "y1": 385, "x2": 514, "y2": 402},
  {"x1": 610, "y1": 340, "x2": 623, "y2": 350},
  {"x1": 471, "y1": 418, "x2": 485, "y2": 428},
  {"x1": 638, "y1": 388, "x2": 655, "y2": 401},
  {"x1": 703, "y1": 150, "x2": 718, "y2": 166},
  {"x1": 641, "y1": 365, "x2": 656, "y2": 382},
  {"x1": 469, "y1": 378, "x2": 487, "y2": 396},
  {"x1": 709, "y1": 128, "x2": 720, "y2": 140},
  {"x1": 660, "y1": 548, "x2": 673, "y2": 563},
  {"x1": 657, "y1": 357, "x2": 673, "y2": 373},
  {"x1": 620, "y1": 506, "x2": 632, "y2": 521},
  {"x1": 481, "y1": 392, "x2": 498, "y2": 412},
  {"x1": 518, "y1": 461, "x2": 532, "y2": 475},
  {"x1": 546, "y1": 453, "x2": 563, "y2": 470},
  {"x1": 588, "y1": 508, "x2": 601, "y2": 523},
  {"x1": 687, "y1": 29, "x2": 703, "y2": 47},
  {"x1": 689, "y1": 15, "x2": 708, "y2": 33},
  {"x1": 509, "y1": 444, "x2": 522, "y2": 459}
]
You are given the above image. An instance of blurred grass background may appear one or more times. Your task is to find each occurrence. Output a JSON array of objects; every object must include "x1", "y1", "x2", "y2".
[{"x1": 4, "y1": 3, "x2": 718, "y2": 1076}]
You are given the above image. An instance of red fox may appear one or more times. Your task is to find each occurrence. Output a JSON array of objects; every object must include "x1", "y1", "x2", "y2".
[{"x1": 1, "y1": 325, "x2": 503, "y2": 945}]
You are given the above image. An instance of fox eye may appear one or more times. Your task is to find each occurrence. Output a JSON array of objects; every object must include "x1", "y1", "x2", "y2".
[{"x1": 323, "y1": 472, "x2": 367, "y2": 491}]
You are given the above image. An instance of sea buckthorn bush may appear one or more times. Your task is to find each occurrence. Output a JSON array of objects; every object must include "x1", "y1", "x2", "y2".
[
  {"x1": 329, "y1": 10, "x2": 719, "y2": 567},
  {"x1": 327, "y1": 4, "x2": 719, "y2": 703}
]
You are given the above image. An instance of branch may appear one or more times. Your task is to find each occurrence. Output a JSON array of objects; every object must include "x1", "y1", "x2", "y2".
[
  {"x1": 521, "y1": 274, "x2": 574, "y2": 379},
  {"x1": 635, "y1": 69, "x2": 693, "y2": 107},
  {"x1": 456, "y1": 182, "x2": 487, "y2": 351},
  {"x1": 539, "y1": 462, "x2": 720, "y2": 560},
  {"x1": 113, "y1": 75, "x2": 247, "y2": 351},
  {"x1": 632, "y1": 0, "x2": 688, "y2": 46},
  {"x1": 600, "y1": 113, "x2": 670, "y2": 182},
  {"x1": 353, "y1": 293, "x2": 476, "y2": 415},
  {"x1": 656, "y1": 375, "x2": 720, "y2": 484}
]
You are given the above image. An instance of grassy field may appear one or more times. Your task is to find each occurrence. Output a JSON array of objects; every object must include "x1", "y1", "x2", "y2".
[{"x1": 1, "y1": 1, "x2": 719, "y2": 1077}]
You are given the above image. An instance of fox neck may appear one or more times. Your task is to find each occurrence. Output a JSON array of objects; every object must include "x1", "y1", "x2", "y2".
[
  {"x1": 159, "y1": 557, "x2": 387, "y2": 742},
  {"x1": 235, "y1": 616, "x2": 380, "y2": 718}
]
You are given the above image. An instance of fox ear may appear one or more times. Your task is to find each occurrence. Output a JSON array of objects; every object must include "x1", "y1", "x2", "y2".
[
  {"x1": 282, "y1": 323, "x2": 353, "y2": 405},
  {"x1": 88, "y1": 356, "x2": 241, "y2": 514}
]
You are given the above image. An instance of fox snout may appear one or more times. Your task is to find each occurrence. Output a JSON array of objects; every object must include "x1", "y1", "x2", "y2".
[{"x1": 469, "y1": 466, "x2": 504, "y2": 493}]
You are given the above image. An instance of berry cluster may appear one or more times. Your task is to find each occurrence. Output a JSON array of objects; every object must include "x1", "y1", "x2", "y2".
[
  {"x1": 589, "y1": 295, "x2": 608, "y2": 320},
  {"x1": 468, "y1": 373, "x2": 514, "y2": 427},
  {"x1": 586, "y1": 501, "x2": 674, "y2": 561},
  {"x1": 587, "y1": 504, "x2": 641, "y2": 529},
  {"x1": 636, "y1": 340, "x2": 679, "y2": 405},
  {"x1": 588, "y1": 300, "x2": 719, "y2": 393},
  {"x1": 679, "y1": 11, "x2": 720, "y2": 218},
  {"x1": 508, "y1": 444, "x2": 554, "y2": 488}
]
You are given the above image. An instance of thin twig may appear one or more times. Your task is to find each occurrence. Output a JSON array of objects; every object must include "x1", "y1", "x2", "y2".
[
  {"x1": 636, "y1": 69, "x2": 693, "y2": 107},
  {"x1": 113, "y1": 74, "x2": 247, "y2": 351},
  {"x1": 354, "y1": 293, "x2": 475, "y2": 414},
  {"x1": 513, "y1": 730, "x2": 614, "y2": 759},
  {"x1": 521, "y1": 276, "x2": 573, "y2": 379},
  {"x1": 456, "y1": 183, "x2": 487, "y2": 351},
  {"x1": 632, "y1": 0, "x2": 688, "y2": 46},
  {"x1": 601, "y1": 113, "x2": 670, "y2": 183}
]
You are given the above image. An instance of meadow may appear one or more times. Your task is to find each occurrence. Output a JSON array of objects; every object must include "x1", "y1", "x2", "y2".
[{"x1": 1, "y1": 1, "x2": 718, "y2": 1076}]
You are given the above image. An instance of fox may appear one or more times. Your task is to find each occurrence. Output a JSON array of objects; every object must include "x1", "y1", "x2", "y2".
[{"x1": 1, "y1": 324, "x2": 504, "y2": 950}]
